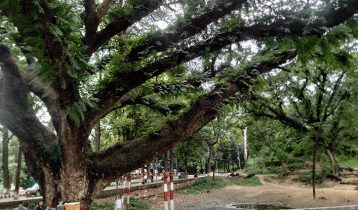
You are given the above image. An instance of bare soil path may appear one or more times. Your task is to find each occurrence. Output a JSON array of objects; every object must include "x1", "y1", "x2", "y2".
[{"x1": 99, "y1": 174, "x2": 358, "y2": 209}]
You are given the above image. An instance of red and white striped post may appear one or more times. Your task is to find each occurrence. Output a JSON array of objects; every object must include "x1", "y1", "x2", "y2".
[
  {"x1": 127, "y1": 174, "x2": 131, "y2": 210},
  {"x1": 170, "y1": 173, "x2": 174, "y2": 210},
  {"x1": 163, "y1": 173, "x2": 168, "y2": 210},
  {"x1": 122, "y1": 174, "x2": 126, "y2": 210}
]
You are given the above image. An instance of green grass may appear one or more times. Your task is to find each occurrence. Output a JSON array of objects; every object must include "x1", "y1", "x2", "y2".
[
  {"x1": 175, "y1": 177, "x2": 228, "y2": 195},
  {"x1": 263, "y1": 167, "x2": 285, "y2": 174},
  {"x1": 347, "y1": 179, "x2": 358, "y2": 183},
  {"x1": 287, "y1": 162, "x2": 305, "y2": 171},
  {"x1": 263, "y1": 177, "x2": 272, "y2": 183},
  {"x1": 232, "y1": 176, "x2": 262, "y2": 186},
  {"x1": 319, "y1": 184, "x2": 330, "y2": 188},
  {"x1": 338, "y1": 157, "x2": 358, "y2": 168},
  {"x1": 92, "y1": 197, "x2": 149, "y2": 210}
]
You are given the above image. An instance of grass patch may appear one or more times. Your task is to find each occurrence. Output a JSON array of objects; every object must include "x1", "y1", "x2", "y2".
[
  {"x1": 92, "y1": 197, "x2": 149, "y2": 210},
  {"x1": 175, "y1": 177, "x2": 228, "y2": 195},
  {"x1": 319, "y1": 184, "x2": 330, "y2": 188},
  {"x1": 347, "y1": 179, "x2": 358, "y2": 183},
  {"x1": 287, "y1": 162, "x2": 305, "y2": 171},
  {"x1": 264, "y1": 177, "x2": 272, "y2": 183},
  {"x1": 232, "y1": 176, "x2": 262, "y2": 186},
  {"x1": 279, "y1": 176, "x2": 289, "y2": 183},
  {"x1": 338, "y1": 157, "x2": 358, "y2": 168},
  {"x1": 292, "y1": 171, "x2": 324, "y2": 184},
  {"x1": 264, "y1": 167, "x2": 285, "y2": 174}
]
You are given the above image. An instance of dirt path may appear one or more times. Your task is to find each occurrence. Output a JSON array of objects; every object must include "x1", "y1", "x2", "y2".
[{"x1": 114, "y1": 174, "x2": 358, "y2": 209}]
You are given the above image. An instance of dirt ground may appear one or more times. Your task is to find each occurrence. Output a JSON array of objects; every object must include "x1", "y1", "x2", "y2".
[{"x1": 98, "y1": 174, "x2": 358, "y2": 209}]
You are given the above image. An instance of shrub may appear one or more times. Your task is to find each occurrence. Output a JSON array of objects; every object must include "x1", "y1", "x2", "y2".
[
  {"x1": 287, "y1": 162, "x2": 304, "y2": 171},
  {"x1": 175, "y1": 177, "x2": 228, "y2": 195},
  {"x1": 264, "y1": 167, "x2": 285, "y2": 174},
  {"x1": 232, "y1": 176, "x2": 262, "y2": 186}
]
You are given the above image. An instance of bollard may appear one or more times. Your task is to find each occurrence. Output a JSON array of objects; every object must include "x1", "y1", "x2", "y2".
[
  {"x1": 170, "y1": 173, "x2": 174, "y2": 210},
  {"x1": 163, "y1": 173, "x2": 168, "y2": 210}
]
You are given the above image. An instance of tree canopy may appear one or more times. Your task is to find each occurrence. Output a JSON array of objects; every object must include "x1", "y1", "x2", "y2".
[{"x1": 1, "y1": 0, "x2": 358, "y2": 208}]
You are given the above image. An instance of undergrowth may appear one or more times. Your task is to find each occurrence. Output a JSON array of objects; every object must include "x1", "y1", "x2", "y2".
[{"x1": 92, "y1": 197, "x2": 149, "y2": 210}]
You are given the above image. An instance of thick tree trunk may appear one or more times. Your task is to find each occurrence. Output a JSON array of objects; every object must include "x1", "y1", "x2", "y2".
[
  {"x1": 325, "y1": 147, "x2": 341, "y2": 176},
  {"x1": 207, "y1": 145, "x2": 212, "y2": 175},
  {"x1": 94, "y1": 123, "x2": 101, "y2": 152},
  {"x1": 14, "y1": 143, "x2": 22, "y2": 199},
  {"x1": 2, "y1": 128, "x2": 10, "y2": 194}
]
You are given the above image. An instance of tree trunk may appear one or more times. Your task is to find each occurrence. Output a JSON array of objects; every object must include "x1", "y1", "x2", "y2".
[
  {"x1": 94, "y1": 122, "x2": 100, "y2": 152},
  {"x1": 312, "y1": 142, "x2": 317, "y2": 199},
  {"x1": 325, "y1": 147, "x2": 341, "y2": 176},
  {"x1": 2, "y1": 128, "x2": 11, "y2": 194},
  {"x1": 12, "y1": 141, "x2": 18, "y2": 189},
  {"x1": 14, "y1": 143, "x2": 22, "y2": 199},
  {"x1": 170, "y1": 149, "x2": 174, "y2": 174},
  {"x1": 212, "y1": 145, "x2": 220, "y2": 185},
  {"x1": 164, "y1": 152, "x2": 168, "y2": 173},
  {"x1": 207, "y1": 145, "x2": 212, "y2": 175}
]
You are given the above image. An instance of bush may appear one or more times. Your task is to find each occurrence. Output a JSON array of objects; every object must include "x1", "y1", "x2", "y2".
[
  {"x1": 287, "y1": 162, "x2": 304, "y2": 171},
  {"x1": 263, "y1": 167, "x2": 285, "y2": 174},
  {"x1": 244, "y1": 167, "x2": 264, "y2": 174},
  {"x1": 175, "y1": 177, "x2": 228, "y2": 195},
  {"x1": 232, "y1": 176, "x2": 262, "y2": 186},
  {"x1": 292, "y1": 171, "x2": 324, "y2": 184}
]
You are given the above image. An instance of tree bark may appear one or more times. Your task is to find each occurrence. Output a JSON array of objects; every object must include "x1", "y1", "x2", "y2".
[
  {"x1": 212, "y1": 143, "x2": 221, "y2": 185},
  {"x1": 170, "y1": 149, "x2": 174, "y2": 174},
  {"x1": 12, "y1": 141, "x2": 18, "y2": 189},
  {"x1": 2, "y1": 128, "x2": 10, "y2": 194},
  {"x1": 164, "y1": 152, "x2": 168, "y2": 173},
  {"x1": 207, "y1": 145, "x2": 212, "y2": 175},
  {"x1": 94, "y1": 122, "x2": 101, "y2": 152},
  {"x1": 14, "y1": 143, "x2": 22, "y2": 199},
  {"x1": 312, "y1": 141, "x2": 317, "y2": 199},
  {"x1": 325, "y1": 147, "x2": 341, "y2": 176}
]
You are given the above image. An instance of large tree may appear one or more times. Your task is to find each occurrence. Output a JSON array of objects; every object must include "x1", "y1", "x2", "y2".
[{"x1": 0, "y1": 0, "x2": 357, "y2": 208}]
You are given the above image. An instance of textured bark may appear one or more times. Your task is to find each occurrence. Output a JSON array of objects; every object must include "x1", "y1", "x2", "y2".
[
  {"x1": 164, "y1": 152, "x2": 168, "y2": 173},
  {"x1": 94, "y1": 123, "x2": 101, "y2": 152},
  {"x1": 2, "y1": 128, "x2": 10, "y2": 194},
  {"x1": 14, "y1": 143, "x2": 22, "y2": 199},
  {"x1": 170, "y1": 149, "x2": 174, "y2": 174},
  {"x1": 12, "y1": 141, "x2": 18, "y2": 188},
  {"x1": 207, "y1": 146, "x2": 213, "y2": 175},
  {"x1": 325, "y1": 147, "x2": 341, "y2": 176}
]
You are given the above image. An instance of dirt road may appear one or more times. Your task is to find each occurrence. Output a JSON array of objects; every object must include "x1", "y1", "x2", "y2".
[{"x1": 124, "y1": 174, "x2": 358, "y2": 209}]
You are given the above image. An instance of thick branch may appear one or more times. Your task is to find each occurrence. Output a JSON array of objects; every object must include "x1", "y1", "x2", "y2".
[
  {"x1": 126, "y1": 0, "x2": 248, "y2": 62},
  {"x1": 0, "y1": 43, "x2": 58, "y2": 169},
  {"x1": 89, "y1": 49, "x2": 297, "y2": 179},
  {"x1": 86, "y1": 0, "x2": 357, "y2": 130},
  {"x1": 97, "y1": 0, "x2": 114, "y2": 22},
  {"x1": 86, "y1": 0, "x2": 164, "y2": 56}
]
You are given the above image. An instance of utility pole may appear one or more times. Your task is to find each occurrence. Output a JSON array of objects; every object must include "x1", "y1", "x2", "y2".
[{"x1": 244, "y1": 127, "x2": 248, "y2": 168}]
